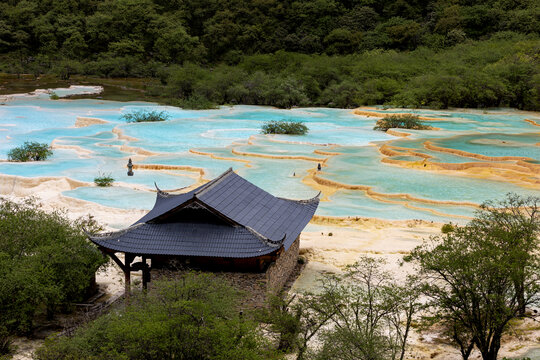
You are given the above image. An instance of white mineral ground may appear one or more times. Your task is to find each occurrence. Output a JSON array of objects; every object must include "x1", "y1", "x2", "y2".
[{"x1": 2, "y1": 174, "x2": 539, "y2": 360}]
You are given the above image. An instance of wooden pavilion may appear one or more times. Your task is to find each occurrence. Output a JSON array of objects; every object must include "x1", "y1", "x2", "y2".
[{"x1": 86, "y1": 168, "x2": 319, "y2": 295}]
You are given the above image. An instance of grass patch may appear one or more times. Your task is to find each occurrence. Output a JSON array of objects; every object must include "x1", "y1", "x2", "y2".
[
  {"x1": 261, "y1": 120, "x2": 309, "y2": 135},
  {"x1": 94, "y1": 173, "x2": 114, "y2": 187},
  {"x1": 373, "y1": 114, "x2": 429, "y2": 131},
  {"x1": 120, "y1": 109, "x2": 170, "y2": 123},
  {"x1": 7, "y1": 141, "x2": 53, "y2": 162},
  {"x1": 49, "y1": 92, "x2": 60, "y2": 100}
]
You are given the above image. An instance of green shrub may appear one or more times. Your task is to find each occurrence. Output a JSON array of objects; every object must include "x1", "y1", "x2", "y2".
[
  {"x1": 261, "y1": 120, "x2": 309, "y2": 135},
  {"x1": 441, "y1": 223, "x2": 455, "y2": 233},
  {"x1": 120, "y1": 109, "x2": 170, "y2": 123},
  {"x1": 0, "y1": 199, "x2": 106, "y2": 335},
  {"x1": 373, "y1": 114, "x2": 429, "y2": 131},
  {"x1": 7, "y1": 142, "x2": 53, "y2": 162},
  {"x1": 35, "y1": 274, "x2": 278, "y2": 360},
  {"x1": 49, "y1": 92, "x2": 60, "y2": 100},
  {"x1": 94, "y1": 173, "x2": 114, "y2": 187}
]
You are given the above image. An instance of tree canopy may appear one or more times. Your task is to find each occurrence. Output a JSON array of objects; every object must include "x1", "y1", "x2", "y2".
[
  {"x1": 0, "y1": 0, "x2": 538, "y2": 110},
  {"x1": 406, "y1": 194, "x2": 540, "y2": 360},
  {"x1": 0, "y1": 198, "x2": 106, "y2": 355}
]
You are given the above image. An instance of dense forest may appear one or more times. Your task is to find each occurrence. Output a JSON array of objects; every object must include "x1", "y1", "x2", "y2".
[{"x1": 0, "y1": 0, "x2": 538, "y2": 109}]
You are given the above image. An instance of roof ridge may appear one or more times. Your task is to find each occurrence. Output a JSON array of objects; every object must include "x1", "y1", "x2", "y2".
[
  {"x1": 195, "y1": 167, "x2": 234, "y2": 197},
  {"x1": 154, "y1": 182, "x2": 170, "y2": 198},
  {"x1": 85, "y1": 223, "x2": 146, "y2": 242},
  {"x1": 277, "y1": 191, "x2": 321, "y2": 204},
  {"x1": 245, "y1": 226, "x2": 285, "y2": 248}
]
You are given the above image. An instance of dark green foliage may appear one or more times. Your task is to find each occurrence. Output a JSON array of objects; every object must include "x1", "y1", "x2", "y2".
[
  {"x1": 0, "y1": 0, "x2": 538, "y2": 110},
  {"x1": 49, "y1": 92, "x2": 59, "y2": 100},
  {"x1": 0, "y1": 0, "x2": 537, "y2": 65},
  {"x1": 0, "y1": 199, "x2": 106, "y2": 337},
  {"x1": 373, "y1": 114, "x2": 429, "y2": 131},
  {"x1": 35, "y1": 274, "x2": 279, "y2": 360},
  {"x1": 94, "y1": 174, "x2": 114, "y2": 187},
  {"x1": 441, "y1": 223, "x2": 455, "y2": 234},
  {"x1": 261, "y1": 120, "x2": 309, "y2": 135},
  {"x1": 7, "y1": 141, "x2": 53, "y2": 162},
  {"x1": 120, "y1": 109, "x2": 170, "y2": 123}
]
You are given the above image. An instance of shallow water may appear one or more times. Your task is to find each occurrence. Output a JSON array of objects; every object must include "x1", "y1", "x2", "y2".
[{"x1": 0, "y1": 89, "x2": 539, "y2": 222}]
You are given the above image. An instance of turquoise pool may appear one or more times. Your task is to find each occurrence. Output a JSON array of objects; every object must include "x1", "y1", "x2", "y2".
[{"x1": 0, "y1": 89, "x2": 538, "y2": 222}]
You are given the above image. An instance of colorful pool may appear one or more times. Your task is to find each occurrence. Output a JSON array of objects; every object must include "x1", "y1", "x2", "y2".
[{"x1": 0, "y1": 87, "x2": 538, "y2": 222}]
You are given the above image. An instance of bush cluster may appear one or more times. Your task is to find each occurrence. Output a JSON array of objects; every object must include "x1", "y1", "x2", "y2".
[
  {"x1": 120, "y1": 110, "x2": 170, "y2": 123},
  {"x1": 373, "y1": 114, "x2": 429, "y2": 131},
  {"x1": 261, "y1": 120, "x2": 309, "y2": 135},
  {"x1": 7, "y1": 142, "x2": 53, "y2": 162},
  {"x1": 94, "y1": 174, "x2": 114, "y2": 187},
  {"x1": 35, "y1": 274, "x2": 277, "y2": 360},
  {"x1": 0, "y1": 199, "x2": 106, "y2": 355}
]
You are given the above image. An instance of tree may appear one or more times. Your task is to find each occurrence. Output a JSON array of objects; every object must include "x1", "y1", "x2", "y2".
[
  {"x1": 373, "y1": 114, "x2": 428, "y2": 131},
  {"x1": 260, "y1": 292, "x2": 337, "y2": 360},
  {"x1": 312, "y1": 257, "x2": 421, "y2": 360},
  {"x1": 7, "y1": 141, "x2": 53, "y2": 162},
  {"x1": 0, "y1": 198, "x2": 106, "y2": 339},
  {"x1": 406, "y1": 194, "x2": 540, "y2": 360},
  {"x1": 470, "y1": 194, "x2": 540, "y2": 316}
]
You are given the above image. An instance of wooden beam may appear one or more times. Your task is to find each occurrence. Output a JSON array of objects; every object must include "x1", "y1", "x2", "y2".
[{"x1": 107, "y1": 251, "x2": 126, "y2": 272}]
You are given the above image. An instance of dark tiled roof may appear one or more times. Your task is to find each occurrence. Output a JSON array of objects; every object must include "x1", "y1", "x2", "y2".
[
  {"x1": 90, "y1": 223, "x2": 282, "y2": 258},
  {"x1": 88, "y1": 168, "x2": 319, "y2": 258}
]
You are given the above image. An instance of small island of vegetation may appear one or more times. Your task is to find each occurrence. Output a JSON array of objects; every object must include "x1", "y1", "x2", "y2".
[
  {"x1": 373, "y1": 114, "x2": 429, "y2": 131},
  {"x1": 7, "y1": 142, "x2": 53, "y2": 162},
  {"x1": 120, "y1": 110, "x2": 170, "y2": 123},
  {"x1": 261, "y1": 120, "x2": 309, "y2": 135},
  {"x1": 94, "y1": 173, "x2": 114, "y2": 187}
]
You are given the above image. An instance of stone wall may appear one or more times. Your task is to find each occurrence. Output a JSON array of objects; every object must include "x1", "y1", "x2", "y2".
[
  {"x1": 266, "y1": 236, "x2": 300, "y2": 294},
  {"x1": 151, "y1": 236, "x2": 301, "y2": 307}
]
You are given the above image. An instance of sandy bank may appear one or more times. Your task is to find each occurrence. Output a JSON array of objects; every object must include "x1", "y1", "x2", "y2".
[
  {"x1": 386, "y1": 129, "x2": 411, "y2": 137},
  {"x1": 376, "y1": 141, "x2": 540, "y2": 189},
  {"x1": 75, "y1": 116, "x2": 109, "y2": 128},
  {"x1": 231, "y1": 147, "x2": 326, "y2": 162},
  {"x1": 424, "y1": 140, "x2": 533, "y2": 162},
  {"x1": 133, "y1": 163, "x2": 206, "y2": 177},
  {"x1": 189, "y1": 149, "x2": 251, "y2": 165},
  {"x1": 0, "y1": 175, "x2": 146, "y2": 229},
  {"x1": 50, "y1": 139, "x2": 94, "y2": 157},
  {"x1": 112, "y1": 126, "x2": 138, "y2": 142},
  {"x1": 525, "y1": 118, "x2": 540, "y2": 127},
  {"x1": 353, "y1": 108, "x2": 448, "y2": 121}
]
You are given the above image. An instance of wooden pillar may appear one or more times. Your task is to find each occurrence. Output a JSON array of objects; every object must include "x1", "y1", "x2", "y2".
[
  {"x1": 142, "y1": 255, "x2": 148, "y2": 290},
  {"x1": 124, "y1": 266, "x2": 131, "y2": 297},
  {"x1": 124, "y1": 253, "x2": 134, "y2": 298},
  {"x1": 101, "y1": 250, "x2": 135, "y2": 299}
]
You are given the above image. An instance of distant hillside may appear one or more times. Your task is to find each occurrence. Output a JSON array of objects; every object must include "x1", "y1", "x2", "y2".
[{"x1": 0, "y1": 0, "x2": 538, "y2": 110}]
